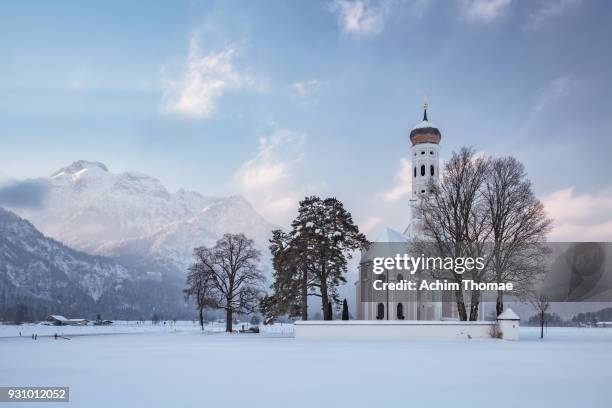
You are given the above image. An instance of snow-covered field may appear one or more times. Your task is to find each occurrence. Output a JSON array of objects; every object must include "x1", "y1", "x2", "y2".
[
  {"x1": 0, "y1": 321, "x2": 293, "y2": 338},
  {"x1": 1, "y1": 326, "x2": 610, "y2": 407}
]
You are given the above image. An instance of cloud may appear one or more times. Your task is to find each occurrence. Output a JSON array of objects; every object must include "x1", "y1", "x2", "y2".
[
  {"x1": 0, "y1": 179, "x2": 49, "y2": 209},
  {"x1": 461, "y1": 0, "x2": 512, "y2": 23},
  {"x1": 233, "y1": 130, "x2": 318, "y2": 224},
  {"x1": 534, "y1": 75, "x2": 578, "y2": 112},
  {"x1": 329, "y1": 0, "x2": 394, "y2": 36},
  {"x1": 379, "y1": 157, "x2": 413, "y2": 203},
  {"x1": 526, "y1": 0, "x2": 583, "y2": 30},
  {"x1": 234, "y1": 130, "x2": 305, "y2": 191},
  {"x1": 543, "y1": 187, "x2": 612, "y2": 241},
  {"x1": 161, "y1": 33, "x2": 263, "y2": 119},
  {"x1": 359, "y1": 216, "x2": 384, "y2": 233},
  {"x1": 291, "y1": 79, "x2": 324, "y2": 105}
]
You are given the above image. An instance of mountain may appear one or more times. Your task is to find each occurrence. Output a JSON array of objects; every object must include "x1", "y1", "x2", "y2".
[
  {"x1": 97, "y1": 195, "x2": 275, "y2": 277},
  {"x1": 16, "y1": 160, "x2": 276, "y2": 278},
  {"x1": 0, "y1": 207, "x2": 188, "y2": 321}
]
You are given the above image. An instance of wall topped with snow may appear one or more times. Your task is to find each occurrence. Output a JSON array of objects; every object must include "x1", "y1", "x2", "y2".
[{"x1": 295, "y1": 317, "x2": 519, "y2": 341}]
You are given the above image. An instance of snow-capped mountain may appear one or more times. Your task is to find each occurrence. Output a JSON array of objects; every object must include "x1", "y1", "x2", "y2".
[
  {"x1": 16, "y1": 160, "x2": 276, "y2": 278},
  {"x1": 0, "y1": 207, "x2": 191, "y2": 319},
  {"x1": 98, "y1": 195, "x2": 275, "y2": 276},
  {"x1": 0, "y1": 207, "x2": 129, "y2": 302}
]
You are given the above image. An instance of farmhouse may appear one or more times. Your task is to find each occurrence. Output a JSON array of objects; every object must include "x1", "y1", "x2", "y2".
[{"x1": 46, "y1": 315, "x2": 89, "y2": 326}]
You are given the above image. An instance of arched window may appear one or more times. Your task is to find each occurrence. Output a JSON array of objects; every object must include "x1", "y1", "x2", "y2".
[
  {"x1": 396, "y1": 273, "x2": 403, "y2": 282},
  {"x1": 413, "y1": 167, "x2": 416, "y2": 178},
  {"x1": 397, "y1": 303, "x2": 405, "y2": 320},
  {"x1": 376, "y1": 303, "x2": 385, "y2": 320},
  {"x1": 430, "y1": 165, "x2": 434, "y2": 176},
  {"x1": 420, "y1": 165, "x2": 425, "y2": 176}
]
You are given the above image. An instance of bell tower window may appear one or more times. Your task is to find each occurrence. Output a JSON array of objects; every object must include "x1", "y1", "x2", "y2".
[
  {"x1": 430, "y1": 165, "x2": 434, "y2": 176},
  {"x1": 420, "y1": 165, "x2": 425, "y2": 176}
]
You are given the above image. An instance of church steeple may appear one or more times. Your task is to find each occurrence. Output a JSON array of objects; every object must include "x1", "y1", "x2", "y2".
[{"x1": 423, "y1": 100, "x2": 428, "y2": 121}]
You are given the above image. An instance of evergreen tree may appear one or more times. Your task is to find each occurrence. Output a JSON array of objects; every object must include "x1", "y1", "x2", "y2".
[
  {"x1": 342, "y1": 298, "x2": 349, "y2": 320},
  {"x1": 261, "y1": 196, "x2": 368, "y2": 322}
]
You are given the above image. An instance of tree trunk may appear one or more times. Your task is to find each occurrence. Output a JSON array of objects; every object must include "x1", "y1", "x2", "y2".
[
  {"x1": 469, "y1": 289, "x2": 481, "y2": 321},
  {"x1": 320, "y1": 278, "x2": 331, "y2": 320},
  {"x1": 455, "y1": 289, "x2": 467, "y2": 321},
  {"x1": 226, "y1": 308, "x2": 233, "y2": 333},
  {"x1": 301, "y1": 269, "x2": 308, "y2": 321},
  {"x1": 540, "y1": 310, "x2": 544, "y2": 339},
  {"x1": 496, "y1": 290, "x2": 504, "y2": 317},
  {"x1": 198, "y1": 307, "x2": 204, "y2": 331}
]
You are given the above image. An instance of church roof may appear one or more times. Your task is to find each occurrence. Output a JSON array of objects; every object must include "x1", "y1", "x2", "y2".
[
  {"x1": 409, "y1": 104, "x2": 441, "y2": 145},
  {"x1": 497, "y1": 308, "x2": 520, "y2": 320},
  {"x1": 375, "y1": 227, "x2": 409, "y2": 243},
  {"x1": 412, "y1": 120, "x2": 439, "y2": 130}
]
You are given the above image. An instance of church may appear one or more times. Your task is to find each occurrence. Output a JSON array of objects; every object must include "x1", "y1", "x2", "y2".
[{"x1": 355, "y1": 104, "x2": 487, "y2": 321}]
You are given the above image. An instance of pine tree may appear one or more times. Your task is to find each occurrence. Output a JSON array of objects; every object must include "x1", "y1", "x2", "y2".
[
  {"x1": 342, "y1": 298, "x2": 349, "y2": 320},
  {"x1": 261, "y1": 196, "x2": 368, "y2": 322}
]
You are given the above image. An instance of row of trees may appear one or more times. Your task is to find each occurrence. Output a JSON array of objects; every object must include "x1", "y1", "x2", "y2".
[
  {"x1": 184, "y1": 197, "x2": 366, "y2": 331},
  {"x1": 184, "y1": 147, "x2": 552, "y2": 329},
  {"x1": 415, "y1": 147, "x2": 552, "y2": 320}
]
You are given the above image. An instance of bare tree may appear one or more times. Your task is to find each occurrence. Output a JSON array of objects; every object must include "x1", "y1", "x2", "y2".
[
  {"x1": 189, "y1": 233, "x2": 265, "y2": 332},
  {"x1": 416, "y1": 147, "x2": 491, "y2": 321},
  {"x1": 184, "y1": 262, "x2": 215, "y2": 331},
  {"x1": 530, "y1": 293, "x2": 550, "y2": 339},
  {"x1": 483, "y1": 157, "x2": 552, "y2": 316}
]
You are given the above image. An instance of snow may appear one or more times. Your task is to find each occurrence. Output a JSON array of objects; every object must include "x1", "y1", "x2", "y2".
[
  {"x1": 1, "y1": 326, "x2": 610, "y2": 407},
  {"x1": 498, "y1": 308, "x2": 520, "y2": 320},
  {"x1": 412, "y1": 120, "x2": 438, "y2": 130},
  {"x1": 13, "y1": 161, "x2": 276, "y2": 277},
  {"x1": 375, "y1": 227, "x2": 408, "y2": 243}
]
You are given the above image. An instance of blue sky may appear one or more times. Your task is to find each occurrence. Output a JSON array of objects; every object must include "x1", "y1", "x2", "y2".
[{"x1": 1, "y1": 0, "x2": 611, "y2": 239}]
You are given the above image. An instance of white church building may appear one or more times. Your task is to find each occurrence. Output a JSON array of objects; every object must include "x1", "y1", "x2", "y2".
[{"x1": 355, "y1": 104, "x2": 487, "y2": 321}]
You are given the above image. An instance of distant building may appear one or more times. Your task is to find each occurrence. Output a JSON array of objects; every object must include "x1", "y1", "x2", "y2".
[{"x1": 46, "y1": 315, "x2": 89, "y2": 326}]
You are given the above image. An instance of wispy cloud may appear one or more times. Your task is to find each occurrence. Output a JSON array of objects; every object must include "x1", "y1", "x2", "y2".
[
  {"x1": 0, "y1": 179, "x2": 49, "y2": 209},
  {"x1": 379, "y1": 157, "x2": 413, "y2": 203},
  {"x1": 329, "y1": 0, "x2": 395, "y2": 36},
  {"x1": 291, "y1": 79, "x2": 325, "y2": 105},
  {"x1": 234, "y1": 130, "x2": 304, "y2": 191},
  {"x1": 526, "y1": 0, "x2": 583, "y2": 30},
  {"x1": 534, "y1": 75, "x2": 579, "y2": 112},
  {"x1": 233, "y1": 129, "x2": 320, "y2": 224},
  {"x1": 543, "y1": 187, "x2": 612, "y2": 241},
  {"x1": 460, "y1": 0, "x2": 512, "y2": 23},
  {"x1": 161, "y1": 33, "x2": 265, "y2": 119}
]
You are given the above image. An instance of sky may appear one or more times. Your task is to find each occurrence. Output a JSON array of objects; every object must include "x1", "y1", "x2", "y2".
[{"x1": 0, "y1": 0, "x2": 611, "y2": 240}]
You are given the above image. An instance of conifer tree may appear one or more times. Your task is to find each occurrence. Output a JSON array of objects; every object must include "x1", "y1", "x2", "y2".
[
  {"x1": 261, "y1": 196, "x2": 368, "y2": 322},
  {"x1": 342, "y1": 298, "x2": 349, "y2": 320}
]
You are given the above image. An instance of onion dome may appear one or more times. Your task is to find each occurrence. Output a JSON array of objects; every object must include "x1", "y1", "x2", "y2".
[{"x1": 409, "y1": 102, "x2": 441, "y2": 146}]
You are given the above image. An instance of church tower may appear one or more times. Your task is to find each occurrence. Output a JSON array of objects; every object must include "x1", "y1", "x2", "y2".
[
  {"x1": 410, "y1": 101, "x2": 441, "y2": 198},
  {"x1": 404, "y1": 101, "x2": 441, "y2": 238}
]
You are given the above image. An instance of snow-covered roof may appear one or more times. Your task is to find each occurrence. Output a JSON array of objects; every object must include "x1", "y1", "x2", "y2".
[
  {"x1": 47, "y1": 315, "x2": 67, "y2": 321},
  {"x1": 412, "y1": 120, "x2": 439, "y2": 130},
  {"x1": 375, "y1": 227, "x2": 409, "y2": 243},
  {"x1": 497, "y1": 308, "x2": 520, "y2": 320}
]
